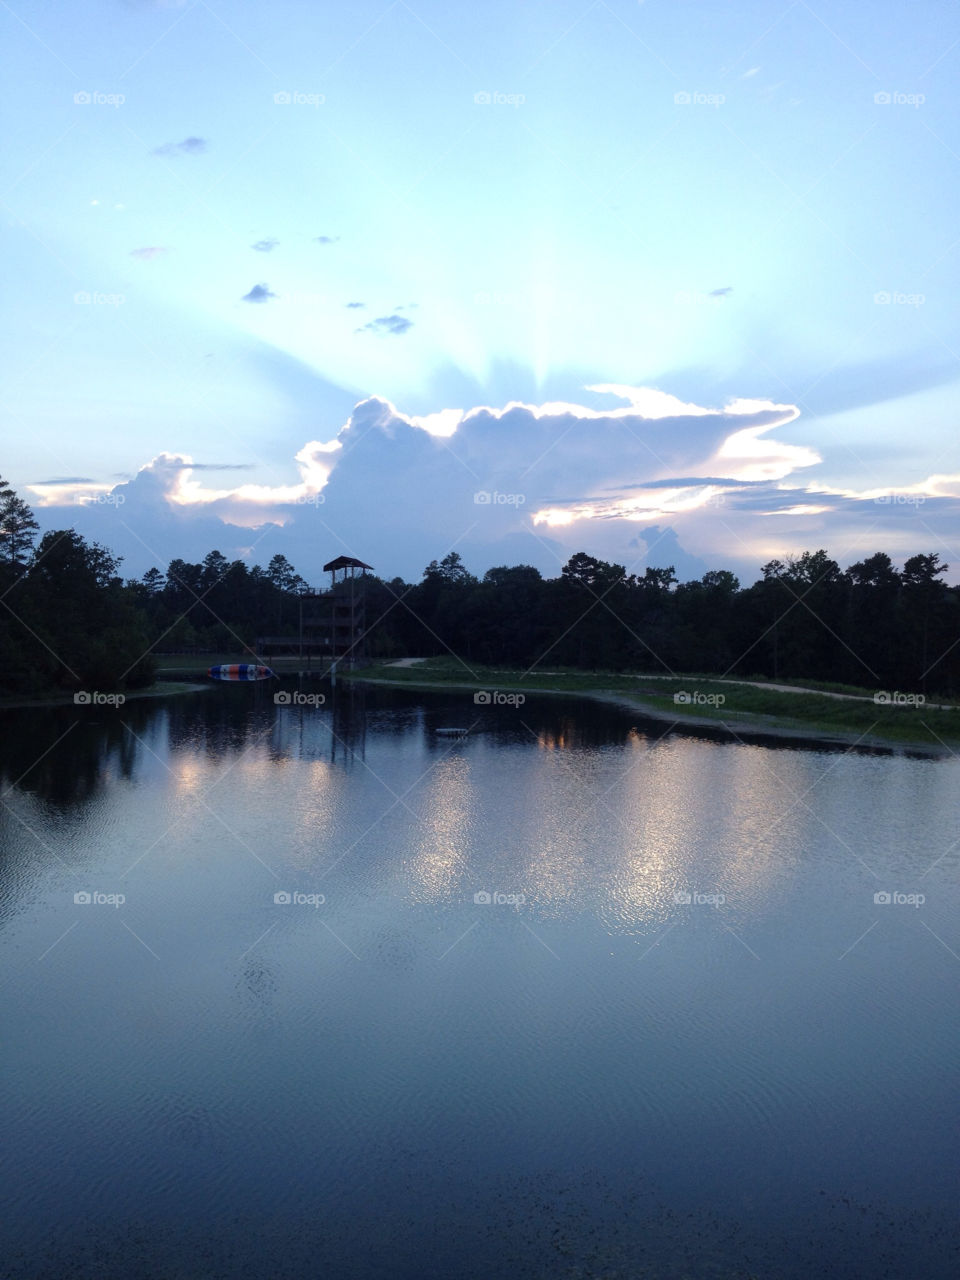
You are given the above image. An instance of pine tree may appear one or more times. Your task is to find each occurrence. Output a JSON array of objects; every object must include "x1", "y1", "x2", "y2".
[{"x1": 0, "y1": 478, "x2": 40, "y2": 571}]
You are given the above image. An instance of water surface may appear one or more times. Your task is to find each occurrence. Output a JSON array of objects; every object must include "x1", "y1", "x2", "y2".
[{"x1": 1, "y1": 683, "x2": 958, "y2": 1277}]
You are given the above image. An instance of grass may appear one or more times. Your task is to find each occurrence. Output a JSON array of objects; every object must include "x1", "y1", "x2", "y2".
[
  {"x1": 347, "y1": 657, "x2": 960, "y2": 750},
  {"x1": 0, "y1": 678, "x2": 210, "y2": 711}
]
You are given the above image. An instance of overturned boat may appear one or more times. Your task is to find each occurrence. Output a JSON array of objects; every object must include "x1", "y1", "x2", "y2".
[{"x1": 208, "y1": 664, "x2": 274, "y2": 681}]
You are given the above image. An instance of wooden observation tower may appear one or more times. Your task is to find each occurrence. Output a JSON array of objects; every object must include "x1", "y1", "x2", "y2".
[
  {"x1": 299, "y1": 556, "x2": 373, "y2": 667},
  {"x1": 257, "y1": 556, "x2": 373, "y2": 666}
]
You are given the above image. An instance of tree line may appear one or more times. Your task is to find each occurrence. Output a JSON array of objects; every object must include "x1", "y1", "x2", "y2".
[
  {"x1": 1, "y1": 476, "x2": 957, "y2": 697},
  {"x1": 366, "y1": 549, "x2": 958, "y2": 694}
]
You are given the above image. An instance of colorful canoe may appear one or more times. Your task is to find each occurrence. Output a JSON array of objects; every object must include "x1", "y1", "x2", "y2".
[{"x1": 208, "y1": 664, "x2": 274, "y2": 681}]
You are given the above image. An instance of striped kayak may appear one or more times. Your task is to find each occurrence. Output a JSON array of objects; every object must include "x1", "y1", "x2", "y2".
[{"x1": 208, "y1": 664, "x2": 274, "y2": 681}]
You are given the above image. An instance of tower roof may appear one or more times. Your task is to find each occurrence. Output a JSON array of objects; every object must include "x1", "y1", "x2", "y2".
[{"x1": 323, "y1": 555, "x2": 373, "y2": 573}]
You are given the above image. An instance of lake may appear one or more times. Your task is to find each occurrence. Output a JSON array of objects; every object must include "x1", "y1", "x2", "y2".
[{"x1": 1, "y1": 681, "x2": 958, "y2": 1278}]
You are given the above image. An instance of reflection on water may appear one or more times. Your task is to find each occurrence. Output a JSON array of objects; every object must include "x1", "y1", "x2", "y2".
[{"x1": 1, "y1": 682, "x2": 958, "y2": 1279}]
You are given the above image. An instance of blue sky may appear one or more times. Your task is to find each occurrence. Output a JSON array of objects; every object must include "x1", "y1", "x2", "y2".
[{"x1": 3, "y1": 0, "x2": 960, "y2": 584}]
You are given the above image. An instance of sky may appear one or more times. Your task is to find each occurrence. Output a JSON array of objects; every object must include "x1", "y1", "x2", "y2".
[{"x1": 3, "y1": 0, "x2": 960, "y2": 586}]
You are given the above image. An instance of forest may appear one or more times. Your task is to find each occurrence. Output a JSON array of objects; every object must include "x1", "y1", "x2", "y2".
[{"x1": 1, "y1": 477, "x2": 957, "y2": 697}]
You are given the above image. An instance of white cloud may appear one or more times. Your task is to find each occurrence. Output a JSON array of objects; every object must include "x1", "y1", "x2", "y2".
[
  {"x1": 29, "y1": 481, "x2": 117, "y2": 507},
  {"x1": 144, "y1": 444, "x2": 336, "y2": 520},
  {"x1": 30, "y1": 386, "x2": 960, "y2": 582}
]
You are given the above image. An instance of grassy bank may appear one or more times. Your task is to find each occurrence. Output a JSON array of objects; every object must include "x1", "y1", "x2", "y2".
[
  {"x1": 348, "y1": 658, "x2": 960, "y2": 751},
  {"x1": 0, "y1": 679, "x2": 210, "y2": 711}
]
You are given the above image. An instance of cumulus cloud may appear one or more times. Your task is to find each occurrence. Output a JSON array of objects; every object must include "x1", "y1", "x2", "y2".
[
  {"x1": 357, "y1": 314, "x2": 414, "y2": 336},
  {"x1": 345, "y1": 301, "x2": 365, "y2": 309},
  {"x1": 251, "y1": 239, "x2": 278, "y2": 252},
  {"x1": 130, "y1": 246, "x2": 168, "y2": 260},
  {"x1": 314, "y1": 235, "x2": 339, "y2": 244},
  {"x1": 709, "y1": 286, "x2": 733, "y2": 297},
  {"x1": 132, "y1": 446, "x2": 335, "y2": 521},
  {"x1": 31, "y1": 385, "x2": 960, "y2": 583},
  {"x1": 152, "y1": 136, "x2": 208, "y2": 157},
  {"x1": 242, "y1": 283, "x2": 277, "y2": 304}
]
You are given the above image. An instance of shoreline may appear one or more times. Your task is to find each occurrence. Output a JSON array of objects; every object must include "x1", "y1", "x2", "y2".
[
  {"x1": 350, "y1": 674, "x2": 958, "y2": 757},
  {"x1": 4, "y1": 668, "x2": 953, "y2": 756},
  {"x1": 0, "y1": 680, "x2": 212, "y2": 712}
]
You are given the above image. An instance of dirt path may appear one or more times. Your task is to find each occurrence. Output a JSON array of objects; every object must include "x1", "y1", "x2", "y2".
[
  {"x1": 717, "y1": 678, "x2": 952, "y2": 710},
  {"x1": 720, "y1": 679, "x2": 863, "y2": 701},
  {"x1": 375, "y1": 664, "x2": 956, "y2": 713},
  {"x1": 632, "y1": 672, "x2": 953, "y2": 710}
]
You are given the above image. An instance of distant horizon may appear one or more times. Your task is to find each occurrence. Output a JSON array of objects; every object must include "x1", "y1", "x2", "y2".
[
  {"x1": 15, "y1": 380, "x2": 958, "y2": 587},
  {"x1": 17, "y1": 462, "x2": 955, "y2": 592}
]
